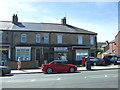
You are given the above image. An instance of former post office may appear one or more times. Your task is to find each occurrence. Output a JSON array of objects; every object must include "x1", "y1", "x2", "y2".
[{"x1": 0, "y1": 14, "x2": 97, "y2": 69}]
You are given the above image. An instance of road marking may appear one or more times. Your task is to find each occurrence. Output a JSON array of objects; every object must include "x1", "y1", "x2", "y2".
[
  {"x1": 31, "y1": 79, "x2": 35, "y2": 82},
  {"x1": 7, "y1": 81, "x2": 11, "y2": 82},
  {"x1": 57, "y1": 78, "x2": 61, "y2": 80},
  {"x1": 105, "y1": 75, "x2": 108, "y2": 77}
]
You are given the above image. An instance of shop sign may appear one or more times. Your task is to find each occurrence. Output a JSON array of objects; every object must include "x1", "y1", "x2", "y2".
[{"x1": 54, "y1": 47, "x2": 68, "y2": 52}]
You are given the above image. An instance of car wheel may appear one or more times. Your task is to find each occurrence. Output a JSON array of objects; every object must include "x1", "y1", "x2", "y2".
[
  {"x1": 46, "y1": 68, "x2": 53, "y2": 74},
  {"x1": 69, "y1": 67, "x2": 75, "y2": 73}
]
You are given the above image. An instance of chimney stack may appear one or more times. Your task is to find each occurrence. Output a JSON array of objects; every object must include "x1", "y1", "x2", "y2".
[
  {"x1": 61, "y1": 17, "x2": 66, "y2": 25},
  {"x1": 12, "y1": 14, "x2": 18, "y2": 24}
]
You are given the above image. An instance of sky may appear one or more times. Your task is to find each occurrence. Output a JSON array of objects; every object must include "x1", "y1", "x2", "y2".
[{"x1": 0, "y1": 0, "x2": 119, "y2": 42}]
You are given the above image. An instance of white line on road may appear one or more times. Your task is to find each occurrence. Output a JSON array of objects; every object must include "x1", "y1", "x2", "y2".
[
  {"x1": 105, "y1": 75, "x2": 108, "y2": 77},
  {"x1": 31, "y1": 79, "x2": 36, "y2": 82},
  {"x1": 57, "y1": 78, "x2": 61, "y2": 80}
]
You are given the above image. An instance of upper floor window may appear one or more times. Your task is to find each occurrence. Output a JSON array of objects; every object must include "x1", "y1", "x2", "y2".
[
  {"x1": 0, "y1": 31, "x2": 2, "y2": 43},
  {"x1": 78, "y1": 36, "x2": 83, "y2": 44},
  {"x1": 36, "y1": 34, "x2": 41, "y2": 43},
  {"x1": 21, "y1": 34, "x2": 27, "y2": 43},
  {"x1": 44, "y1": 34, "x2": 49, "y2": 43},
  {"x1": 90, "y1": 36, "x2": 94, "y2": 45},
  {"x1": 57, "y1": 35, "x2": 62, "y2": 44}
]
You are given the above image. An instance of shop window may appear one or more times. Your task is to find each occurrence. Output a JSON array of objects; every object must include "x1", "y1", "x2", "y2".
[
  {"x1": 2, "y1": 50, "x2": 8, "y2": 61},
  {"x1": 16, "y1": 47, "x2": 31, "y2": 61},
  {"x1": 76, "y1": 50, "x2": 88, "y2": 61},
  {"x1": 54, "y1": 53, "x2": 67, "y2": 60}
]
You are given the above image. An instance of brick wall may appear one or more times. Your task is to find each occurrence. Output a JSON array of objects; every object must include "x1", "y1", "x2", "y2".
[
  {"x1": 4, "y1": 60, "x2": 39, "y2": 69},
  {"x1": 115, "y1": 31, "x2": 120, "y2": 54}
]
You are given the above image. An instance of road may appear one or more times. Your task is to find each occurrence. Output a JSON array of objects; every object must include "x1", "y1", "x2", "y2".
[{"x1": 1, "y1": 69, "x2": 119, "y2": 88}]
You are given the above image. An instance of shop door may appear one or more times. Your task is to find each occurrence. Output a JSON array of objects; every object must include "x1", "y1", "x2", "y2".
[{"x1": 36, "y1": 49, "x2": 43, "y2": 66}]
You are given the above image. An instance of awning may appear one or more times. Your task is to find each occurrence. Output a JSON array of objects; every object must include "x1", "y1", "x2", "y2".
[
  {"x1": 0, "y1": 44, "x2": 10, "y2": 49},
  {"x1": 72, "y1": 46, "x2": 90, "y2": 49}
]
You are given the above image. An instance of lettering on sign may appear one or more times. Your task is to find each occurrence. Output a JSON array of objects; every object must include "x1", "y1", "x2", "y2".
[{"x1": 54, "y1": 47, "x2": 68, "y2": 52}]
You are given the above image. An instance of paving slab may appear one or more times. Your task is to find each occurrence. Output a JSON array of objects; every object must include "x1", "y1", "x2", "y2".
[{"x1": 11, "y1": 64, "x2": 120, "y2": 74}]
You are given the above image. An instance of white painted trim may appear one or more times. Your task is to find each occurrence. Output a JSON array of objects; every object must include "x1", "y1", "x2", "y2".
[
  {"x1": 8, "y1": 49, "x2": 10, "y2": 58},
  {"x1": 15, "y1": 47, "x2": 31, "y2": 61},
  {"x1": 16, "y1": 47, "x2": 31, "y2": 49},
  {"x1": 35, "y1": 48, "x2": 36, "y2": 60}
]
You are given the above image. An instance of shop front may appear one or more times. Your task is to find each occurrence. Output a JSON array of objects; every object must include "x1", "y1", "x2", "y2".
[
  {"x1": 72, "y1": 46, "x2": 90, "y2": 64},
  {"x1": 0, "y1": 44, "x2": 11, "y2": 60},
  {"x1": 54, "y1": 47, "x2": 68, "y2": 61}
]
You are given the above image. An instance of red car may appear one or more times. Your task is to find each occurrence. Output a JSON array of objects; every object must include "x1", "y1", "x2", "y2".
[{"x1": 41, "y1": 61, "x2": 77, "y2": 74}]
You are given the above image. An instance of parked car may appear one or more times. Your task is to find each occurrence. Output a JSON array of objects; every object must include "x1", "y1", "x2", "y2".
[
  {"x1": 106, "y1": 54, "x2": 118, "y2": 63},
  {"x1": 87, "y1": 57, "x2": 105, "y2": 66},
  {"x1": 41, "y1": 61, "x2": 77, "y2": 74},
  {"x1": 0, "y1": 66, "x2": 11, "y2": 76},
  {"x1": 116, "y1": 54, "x2": 120, "y2": 61}
]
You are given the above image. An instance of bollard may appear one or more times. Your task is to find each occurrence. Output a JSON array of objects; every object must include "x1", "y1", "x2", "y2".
[{"x1": 86, "y1": 57, "x2": 91, "y2": 70}]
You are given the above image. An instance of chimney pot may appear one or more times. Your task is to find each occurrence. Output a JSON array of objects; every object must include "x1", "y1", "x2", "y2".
[
  {"x1": 61, "y1": 17, "x2": 66, "y2": 24},
  {"x1": 12, "y1": 14, "x2": 18, "y2": 24}
]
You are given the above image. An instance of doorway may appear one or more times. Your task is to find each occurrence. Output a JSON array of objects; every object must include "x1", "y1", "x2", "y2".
[{"x1": 36, "y1": 49, "x2": 43, "y2": 66}]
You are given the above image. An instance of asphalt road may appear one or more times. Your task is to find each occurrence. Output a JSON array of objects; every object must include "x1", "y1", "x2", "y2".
[{"x1": 1, "y1": 69, "x2": 119, "y2": 88}]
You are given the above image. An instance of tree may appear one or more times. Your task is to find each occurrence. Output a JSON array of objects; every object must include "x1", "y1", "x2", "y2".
[{"x1": 97, "y1": 48, "x2": 103, "y2": 55}]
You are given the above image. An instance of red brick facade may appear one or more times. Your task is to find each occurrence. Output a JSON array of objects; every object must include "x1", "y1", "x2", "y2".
[
  {"x1": 115, "y1": 31, "x2": 120, "y2": 54},
  {"x1": 109, "y1": 31, "x2": 120, "y2": 54}
]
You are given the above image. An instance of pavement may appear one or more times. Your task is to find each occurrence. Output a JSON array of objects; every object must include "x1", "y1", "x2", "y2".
[{"x1": 11, "y1": 64, "x2": 120, "y2": 74}]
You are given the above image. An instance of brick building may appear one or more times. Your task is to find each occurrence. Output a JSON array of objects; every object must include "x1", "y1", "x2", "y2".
[
  {"x1": 0, "y1": 15, "x2": 97, "y2": 69},
  {"x1": 109, "y1": 31, "x2": 120, "y2": 54},
  {"x1": 115, "y1": 31, "x2": 120, "y2": 54}
]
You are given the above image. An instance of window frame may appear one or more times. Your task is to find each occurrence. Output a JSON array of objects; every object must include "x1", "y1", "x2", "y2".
[
  {"x1": 76, "y1": 49, "x2": 88, "y2": 61},
  {"x1": 78, "y1": 36, "x2": 83, "y2": 44},
  {"x1": 36, "y1": 34, "x2": 41, "y2": 43},
  {"x1": 90, "y1": 36, "x2": 94, "y2": 45},
  {"x1": 16, "y1": 47, "x2": 31, "y2": 61},
  {"x1": 44, "y1": 34, "x2": 49, "y2": 43},
  {"x1": 21, "y1": 34, "x2": 27, "y2": 43},
  {"x1": 57, "y1": 35, "x2": 62, "y2": 44}
]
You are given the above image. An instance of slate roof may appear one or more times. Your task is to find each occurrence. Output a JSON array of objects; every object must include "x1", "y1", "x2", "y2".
[
  {"x1": 110, "y1": 40, "x2": 115, "y2": 43},
  {"x1": 0, "y1": 21, "x2": 97, "y2": 35}
]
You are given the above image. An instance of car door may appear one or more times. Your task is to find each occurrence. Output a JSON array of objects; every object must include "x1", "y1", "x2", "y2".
[
  {"x1": 60, "y1": 63, "x2": 68, "y2": 72},
  {"x1": 51, "y1": 62, "x2": 63, "y2": 72}
]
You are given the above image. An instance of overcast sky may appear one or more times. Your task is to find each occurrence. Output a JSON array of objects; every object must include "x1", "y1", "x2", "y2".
[{"x1": 0, "y1": 0, "x2": 119, "y2": 42}]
